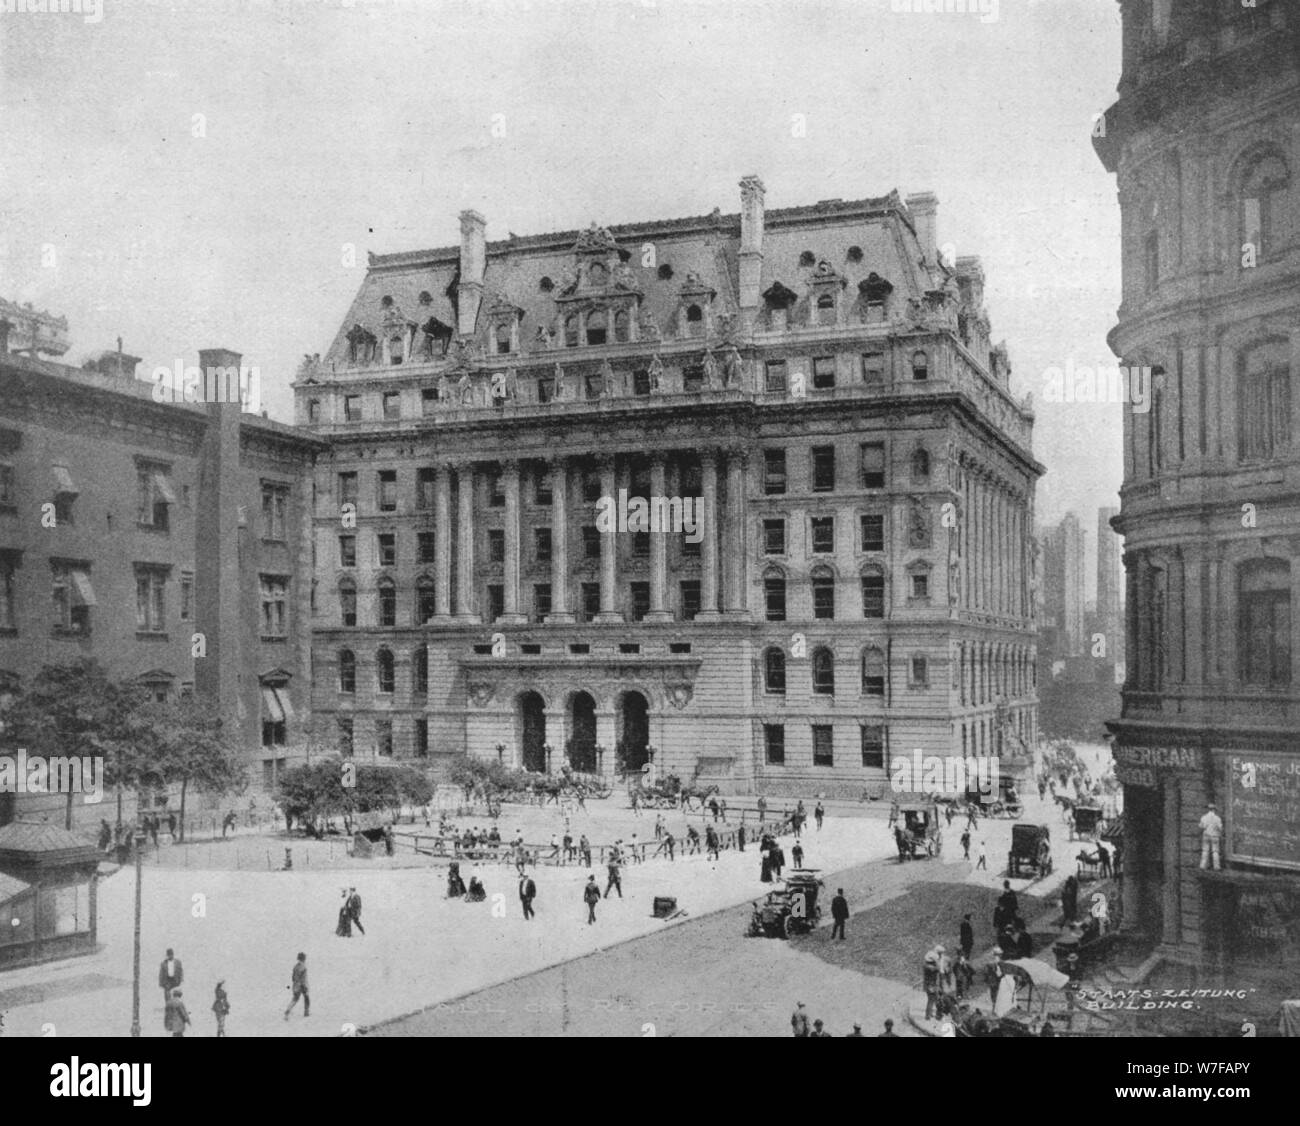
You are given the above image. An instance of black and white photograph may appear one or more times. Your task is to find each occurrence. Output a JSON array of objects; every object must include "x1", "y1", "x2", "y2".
[{"x1": 0, "y1": 0, "x2": 1296, "y2": 1082}]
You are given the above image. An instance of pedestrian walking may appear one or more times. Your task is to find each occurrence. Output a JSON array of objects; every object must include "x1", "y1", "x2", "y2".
[
  {"x1": 562, "y1": 832, "x2": 573, "y2": 864},
  {"x1": 211, "y1": 982, "x2": 230, "y2": 1037},
  {"x1": 158, "y1": 948, "x2": 183, "y2": 1004},
  {"x1": 347, "y1": 888, "x2": 365, "y2": 935},
  {"x1": 959, "y1": 913, "x2": 974, "y2": 959},
  {"x1": 580, "y1": 834, "x2": 592, "y2": 868},
  {"x1": 960, "y1": 828, "x2": 971, "y2": 861},
  {"x1": 519, "y1": 873, "x2": 537, "y2": 920},
  {"x1": 284, "y1": 953, "x2": 310, "y2": 1019},
  {"x1": 830, "y1": 888, "x2": 849, "y2": 940},
  {"x1": 965, "y1": 805, "x2": 979, "y2": 831},
  {"x1": 791, "y1": 841, "x2": 804, "y2": 868},
  {"x1": 164, "y1": 990, "x2": 191, "y2": 1038},
  {"x1": 222, "y1": 811, "x2": 236, "y2": 839},
  {"x1": 584, "y1": 875, "x2": 601, "y2": 924},
  {"x1": 814, "y1": 801, "x2": 824, "y2": 831},
  {"x1": 944, "y1": 804, "x2": 954, "y2": 827},
  {"x1": 686, "y1": 824, "x2": 701, "y2": 855},
  {"x1": 654, "y1": 814, "x2": 664, "y2": 841},
  {"x1": 604, "y1": 849, "x2": 623, "y2": 899},
  {"x1": 148, "y1": 814, "x2": 160, "y2": 848},
  {"x1": 1061, "y1": 874, "x2": 1079, "y2": 924},
  {"x1": 167, "y1": 811, "x2": 178, "y2": 842},
  {"x1": 630, "y1": 789, "x2": 642, "y2": 817},
  {"x1": 772, "y1": 843, "x2": 785, "y2": 878},
  {"x1": 737, "y1": 825, "x2": 746, "y2": 852},
  {"x1": 975, "y1": 837, "x2": 987, "y2": 870},
  {"x1": 662, "y1": 831, "x2": 675, "y2": 861},
  {"x1": 629, "y1": 833, "x2": 641, "y2": 863},
  {"x1": 719, "y1": 798, "x2": 728, "y2": 822},
  {"x1": 791, "y1": 1001, "x2": 810, "y2": 1037},
  {"x1": 708, "y1": 797, "x2": 720, "y2": 822},
  {"x1": 335, "y1": 891, "x2": 353, "y2": 937},
  {"x1": 97, "y1": 819, "x2": 112, "y2": 851}
]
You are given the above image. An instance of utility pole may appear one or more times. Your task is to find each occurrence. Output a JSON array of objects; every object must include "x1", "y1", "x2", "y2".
[{"x1": 130, "y1": 828, "x2": 144, "y2": 1037}]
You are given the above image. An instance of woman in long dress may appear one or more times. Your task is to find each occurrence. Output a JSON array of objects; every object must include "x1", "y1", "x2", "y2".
[{"x1": 335, "y1": 898, "x2": 352, "y2": 937}]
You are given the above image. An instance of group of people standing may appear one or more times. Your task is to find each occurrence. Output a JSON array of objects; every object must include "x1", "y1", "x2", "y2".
[{"x1": 335, "y1": 887, "x2": 365, "y2": 937}]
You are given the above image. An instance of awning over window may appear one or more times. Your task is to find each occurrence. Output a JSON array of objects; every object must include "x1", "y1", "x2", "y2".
[
  {"x1": 277, "y1": 688, "x2": 294, "y2": 720},
  {"x1": 261, "y1": 686, "x2": 285, "y2": 724},
  {"x1": 52, "y1": 465, "x2": 78, "y2": 497},
  {"x1": 69, "y1": 569, "x2": 96, "y2": 607},
  {"x1": 152, "y1": 474, "x2": 177, "y2": 505}
]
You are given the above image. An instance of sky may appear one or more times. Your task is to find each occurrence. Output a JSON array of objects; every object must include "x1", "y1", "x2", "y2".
[{"x1": 0, "y1": 0, "x2": 1125, "y2": 600}]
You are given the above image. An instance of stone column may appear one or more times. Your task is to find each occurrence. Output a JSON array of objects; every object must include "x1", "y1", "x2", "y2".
[
  {"x1": 455, "y1": 463, "x2": 478, "y2": 620},
  {"x1": 724, "y1": 448, "x2": 749, "y2": 616},
  {"x1": 500, "y1": 459, "x2": 526, "y2": 624},
  {"x1": 433, "y1": 463, "x2": 452, "y2": 619},
  {"x1": 595, "y1": 455, "x2": 623, "y2": 623},
  {"x1": 646, "y1": 454, "x2": 673, "y2": 622},
  {"x1": 698, "y1": 451, "x2": 721, "y2": 618},
  {"x1": 545, "y1": 457, "x2": 574, "y2": 623}
]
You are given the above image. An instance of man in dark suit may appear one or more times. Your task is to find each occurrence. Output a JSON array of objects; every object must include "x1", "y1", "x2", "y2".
[
  {"x1": 830, "y1": 888, "x2": 849, "y2": 940},
  {"x1": 285, "y1": 952, "x2": 310, "y2": 1019},
  {"x1": 164, "y1": 989, "x2": 191, "y2": 1037},
  {"x1": 159, "y1": 948, "x2": 183, "y2": 1004},
  {"x1": 519, "y1": 873, "x2": 537, "y2": 919},
  {"x1": 959, "y1": 913, "x2": 975, "y2": 959},
  {"x1": 347, "y1": 888, "x2": 365, "y2": 935}
]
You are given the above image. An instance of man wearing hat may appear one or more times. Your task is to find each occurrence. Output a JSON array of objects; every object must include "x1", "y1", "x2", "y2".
[
  {"x1": 212, "y1": 981, "x2": 230, "y2": 1037},
  {"x1": 791, "y1": 1001, "x2": 810, "y2": 1037},
  {"x1": 583, "y1": 874, "x2": 602, "y2": 924},
  {"x1": 878, "y1": 1018, "x2": 899, "y2": 1037},
  {"x1": 164, "y1": 989, "x2": 191, "y2": 1037},
  {"x1": 810, "y1": 1018, "x2": 832, "y2": 1037},
  {"x1": 846, "y1": 1022, "x2": 863, "y2": 1037},
  {"x1": 1199, "y1": 802, "x2": 1223, "y2": 870}
]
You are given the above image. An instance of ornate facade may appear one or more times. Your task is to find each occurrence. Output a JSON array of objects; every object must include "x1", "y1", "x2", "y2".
[
  {"x1": 298, "y1": 177, "x2": 1041, "y2": 796},
  {"x1": 1096, "y1": 0, "x2": 1300, "y2": 1002}
]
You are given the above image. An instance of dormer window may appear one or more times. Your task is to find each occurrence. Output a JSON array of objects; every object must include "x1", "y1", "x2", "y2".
[
  {"x1": 614, "y1": 309, "x2": 630, "y2": 343},
  {"x1": 586, "y1": 310, "x2": 608, "y2": 346},
  {"x1": 685, "y1": 305, "x2": 703, "y2": 335},
  {"x1": 389, "y1": 336, "x2": 404, "y2": 366},
  {"x1": 816, "y1": 293, "x2": 836, "y2": 326},
  {"x1": 589, "y1": 262, "x2": 608, "y2": 286},
  {"x1": 911, "y1": 351, "x2": 929, "y2": 382},
  {"x1": 495, "y1": 322, "x2": 512, "y2": 355},
  {"x1": 564, "y1": 315, "x2": 579, "y2": 348},
  {"x1": 911, "y1": 448, "x2": 931, "y2": 483}
]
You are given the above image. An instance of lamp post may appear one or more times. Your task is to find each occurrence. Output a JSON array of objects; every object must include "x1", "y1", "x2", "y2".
[{"x1": 130, "y1": 828, "x2": 145, "y2": 1037}]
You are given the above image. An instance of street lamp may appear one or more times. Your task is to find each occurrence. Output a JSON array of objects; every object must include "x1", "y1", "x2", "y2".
[{"x1": 130, "y1": 827, "x2": 146, "y2": 1037}]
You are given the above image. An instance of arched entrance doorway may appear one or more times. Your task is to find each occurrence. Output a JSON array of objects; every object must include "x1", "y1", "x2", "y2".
[
  {"x1": 618, "y1": 690, "x2": 650, "y2": 774},
  {"x1": 517, "y1": 691, "x2": 546, "y2": 773},
  {"x1": 567, "y1": 691, "x2": 597, "y2": 773}
]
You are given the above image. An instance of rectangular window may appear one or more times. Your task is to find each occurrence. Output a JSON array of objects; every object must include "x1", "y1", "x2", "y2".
[
  {"x1": 682, "y1": 365, "x2": 704, "y2": 393},
  {"x1": 0, "y1": 463, "x2": 14, "y2": 508},
  {"x1": 383, "y1": 392, "x2": 400, "y2": 419},
  {"x1": 534, "y1": 527, "x2": 552, "y2": 563},
  {"x1": 179, "y1": 572, "x2": 193, "y2": 621},
  {"x1": 582, "y1": 525, "x2": 601, "y2": 560},
  {"x1": 765, "y1": 577, "x2": 786, "y2": 622},
  {"x1": 535, "y1": 471, "x2": 553, "y2": 506},
  {"x1": 633, "y1": 369, "x2": 651, "y2": 397},
  {"x1": 812, "y1": 446, "x2": 835, "y2": 492},
  {"x1": 136, "y1": 465, "x2": 174, "y2": 530},
  {"x1": 537, "y1": 376, "x2": 553, "y2": 405},
  {"x1": 418, "y1": 583, "x2": 436, "y2": 623},
  {"x1": 534, "y1": 583, "x2": 552, "y2": 620},
  {"x1": 51, "y1": 561, "x2": 94, "y2": 635},
  {"x1": 338, "y1": 718, "x2": 354, "y2": 757},
  {"x1": 344, "y1": 396, "x2": 362, "y2": 422},
  {"x1": 812, "y1": 725, "x2": 834, "y2": 767},
  {"x1": 378, "y1": 533, "x2": 396, "y2": 568},
  {"x1": 763, "y1": 448, "x2": 787, "y2": 495},
  {"x1": 417, "y1": 532, "x2": 435, "y2": 565},
  {"x1": 862, "y1": 575, "x2": 885, "y2": 619},
  {"x1": 632, "y1": 531, "x2": 650, "y2": 558},
  {"x1": 813, "y1": 578, "x2": 835, "y2": 620},
  {"x1": 910, "y1": 656, "x2": 929, "y2": 687},
  {"x1": 338, "y1": 472, "x2": 358, "y2": 506},
  {"x1": 765, "y1": 360, "x2": 787, "y2": 394},
  {"x1": 862, "y1": 353, "x2": 885, "y2": 387},
  {"x1": 414, "y1": 718, "x2": 429, "y2": 758},
  {"x1": 261, "y1": 720, "x2": 286, "y2": 748},
  {"x1": 812, "y1": 356, "x2": 836, "y2": 390},
  {"x1": 668, "y1": 642, "x2": 692, "y2": 654},
  {"x1": 339, "y1": 535, "x2": 356, "y2": 567},
  {"x1": 583, "y1": 468, "x2": 602, "y2": 503},
  {"x1": 581, "y1": 582, "x2": 601, "y2": 622},
  {"x1": 0, "y1": 556, "x2": 14, "y2": 631},
  {"x1": 861, "y1": 725, "x2": 885, "y2": 768},
  {"x1": 681, "y1": 530, "x2": 701, "y2": 558},
  {"x1": 811, "y1": 516, "x2": 835, "y2": 554},
  {"x1": 910, "y1": 572, "x2": 929, "y2": 600},
  {"x1": 134, "y1": 568, "x2": 167, "y2": 633},
  {"x1": 376, "y1": 719, "x2": 393, "y2": 758},
  {"x1": 260, "y1": 484, "x2": 288, "y2": 540},
  {"x1": 680, "y1": 580, "x2": 701, "y2": 621},
  {"x1": 763, "y1": 519, "x2": 786, "y2": 556},
  {"x1": 422, "y1": 388, "x2": 439, "y2": 416},
  {"x1": 340, "y1": 587, "x2": 357, "y2": 627},
  {"x1": 489, "y1": 471, "x2": 505, "y2": 507},
  {"x1": 630, "y1": 581, "x2": 650, "y2": 622},
  {"x1": 487, "y1": 584, "x2": 505, "y2": 622},
  {"x1": 379, "y1": 583, "x2": 396, "y2": 626},
  {"x1": 416, "y1": 467, "x2": 436, "y2": 510},
  {"x1": 860, "y1": 514, "x2": 885, "y2": 552},
  {"x1": 488, "y1": 529, "x2": 505, "y2": 564},
  {"x1": 377, "y1": 470, "x2": 397, "y2": 512},
  {"x1": 764, "y1": 724, "x2": 786, "y2": 766},
  {"x1": 260, "y1": 575, "x2": 288, "y2": 638},
  {"x1": 860, "y1": 443, "x2": 885, "y2": 489}
]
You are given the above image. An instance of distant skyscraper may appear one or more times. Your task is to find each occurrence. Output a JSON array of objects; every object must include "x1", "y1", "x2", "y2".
[
  {"x1": 1042, "y1": 512, "x2": 1085, "y2": 658},
  {"x1": 1096, "y1": 506, "x2": 1122, "y2": 663}
]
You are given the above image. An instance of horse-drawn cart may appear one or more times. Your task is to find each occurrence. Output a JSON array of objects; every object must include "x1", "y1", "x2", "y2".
[
  {"x1": 747, "y1": 869, "x2": 824, "y2": 938},
  {"x1": 1007, "y1": 822, "x2": 1053, "y2": 878}
]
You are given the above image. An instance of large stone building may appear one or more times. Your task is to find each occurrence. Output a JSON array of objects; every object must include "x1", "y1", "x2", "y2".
[
  {"x1": 0, "y1": 337, "x2": 323, "y2": 829},
  {"x1": 297, "y1": 177, "x2": 1042, "y2": 796},
  {"x1": 1095, "y1": 0, "x2": 1300, "y2": 1002}
]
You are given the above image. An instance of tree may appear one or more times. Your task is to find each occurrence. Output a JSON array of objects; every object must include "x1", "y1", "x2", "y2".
[
  {"x1": 276, "y1": 760, "x2": 435, "y2": 836},
  {"x1": 139, "y1": 696, "x2": 247, "y2": 842},
  {"x1": 1, "y1": 660, "x2": 147, "y2": 831}
]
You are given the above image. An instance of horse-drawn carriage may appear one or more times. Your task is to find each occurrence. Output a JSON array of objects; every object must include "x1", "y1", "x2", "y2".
[
  {"x1": 1007, "y1": 822, "x2": 1053, "y2": 878},
  {"x1": 1069, "y1": 803, "x2": 1106, "y2": 842},
  {"x1": 747, "y1": 869, "x2": 825, "y2": 938},
  {"x1": 898, "y1": 802, "x2": 943, "y2": 860},
  {"x1": 969, "y1": 776, "x2": 1024, "y2": 820}
]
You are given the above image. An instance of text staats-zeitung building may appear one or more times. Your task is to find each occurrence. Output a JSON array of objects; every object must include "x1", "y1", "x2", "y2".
[
  {"x1": 295, "y1": 177, "x2": 1041, "y2": 798},
  {"x1": 1095, "y1": 0, "x2": 1300, "y2": 1008}
]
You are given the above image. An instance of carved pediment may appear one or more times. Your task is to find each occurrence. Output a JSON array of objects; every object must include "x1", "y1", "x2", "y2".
[
  {"x1": 762, "y1": 281, "x2": 798, "y2": 309},
  {"x1": 467, "y1": 679, "x2": 496, "y2": 707},
  {"x1": 573, "y1": 223, "x2": 623, "y2": 256}
]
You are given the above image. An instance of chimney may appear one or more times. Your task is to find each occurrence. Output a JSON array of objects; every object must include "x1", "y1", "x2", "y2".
[
  {"x1": 0, "y1": 320, "x2": 10, "y2": 355},
  {"x1": 905, "y1": 192, "x2": 939, "y2": 265},
  {"x1": 738, "y1": 175, "x2": 766, "y2": 318},
  {"x1": 457, "y1": 209, "x2": 487, "y2": 336}
]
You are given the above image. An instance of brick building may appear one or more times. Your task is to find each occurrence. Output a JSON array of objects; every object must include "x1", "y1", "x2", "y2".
[
  {"x1": 1095, "y1": 0, "x2": 1300, "y2": 1001},
  {"x1": 0, "y1": 341, "x2": 324, "y2": 829},
  {"x1": 297, "y1": 176, "x2": 1042, "y2": 796}
]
